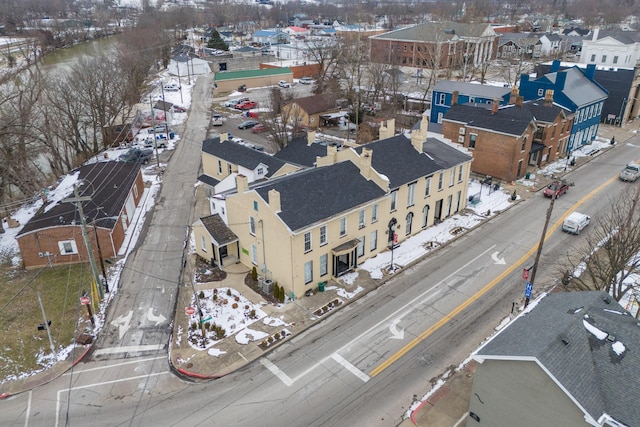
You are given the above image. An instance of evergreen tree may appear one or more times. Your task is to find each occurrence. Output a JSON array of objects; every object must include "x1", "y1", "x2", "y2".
[{"x1": 207, "y1": 29, "x2": 228, "y2": 51}]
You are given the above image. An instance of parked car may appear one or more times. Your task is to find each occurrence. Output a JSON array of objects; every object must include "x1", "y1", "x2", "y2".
[
  {"x1": 172, "y1": 105, "x2": 187, "y2": 113},
  {"x1": 299, "y1": 77, "x2": 315, "y2": 85},
  {"x1": 212, "y1": 114, "x2": 223, "y2": 126},
  {"x1": 119, "y1": 147, "x2": 153, "y2": 164},
  {"x1": 251, "y1": 124, "x2": 268, "y2": 133},
  {"x1": 223, "y1": 98, "x2": 249, "y2": 109},
  {"x1": 238, "y1": 120, "x2": 259, "y2": 129},
  {"x1": 543, "y1": 179, "x2": 570, "y2": 198},
  {"x1": 278, "y1": 80, "x2": 291, "y2": 88},
  {"x1": 147, "y1": 124, "x2": 171, "y2": 134},
  {"x1": 164, "y1": 83, "x2": 180, "y2": 91},
  {"x1": 237, "y1": 101, "x2": 258, "y2": 110},
  {"x1": 238, "y1": 84, "x2": 247, "y2": 92},
  {"x1": 143, "y1": 138, "x2": 167, "y2": 149},
  {"x1": 619, "y1": 163, "x2": 640, "y2": 182}
]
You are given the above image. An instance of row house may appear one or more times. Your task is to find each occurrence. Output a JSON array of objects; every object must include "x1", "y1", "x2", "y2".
[
  {"x1": 441, "y1": 94, "x2": 573, "y2": 182},
  {"x1": 369, "y1": 21, "x2": 498, "y2": 70},
  {"x1": 519, "y1": 61, "x2": 608, "y2": 151},
  {"x1": 193, "y1": 119, "x2": 472, "y2": 297},
  {"x1": 430, "y1": 80, "x2": 511, "y2": 124}
]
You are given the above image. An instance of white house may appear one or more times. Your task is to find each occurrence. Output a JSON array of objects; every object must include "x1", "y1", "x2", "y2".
[
  {"x1": 580, "y1": 28, "x2": 640, "y2": 67},
  {"x1": 168, "y1": 55, "x2": 211, "y2": 76}
]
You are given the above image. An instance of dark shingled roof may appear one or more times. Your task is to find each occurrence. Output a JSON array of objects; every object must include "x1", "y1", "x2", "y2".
[
  {"x1": 476, "y1": 291, "x2": 640, "y2": 427},
  {"x1": 197, "y1": 174, "x2": 220, "y2": 188},
  {"x1": 289, "y1": 93, "x2": 337, "y2": 115},
  {"x1": 354, "y1": 134, "x2": 443, "y2": 189},
  {"x1": 17, "y1": 162, "x2": 141, "y2": 236},
  {"x1": 422, "y1": 136, "x2": 472, "y2": 169},
  {"x1": 254, "y1": 161, "x2": 386, "y2": 232},
  {"x1": 200, "y1": 214, "x2": 238, "y2": 245},
  {"x1": 202, "y1": 138, "x2": 287, "y2": 177},
  {"x1": 444, "y1": 103, "x2": 536, "y2": 136},
  {"x1": 273, "y1": 134, "x2": 337, "y2": 167}
]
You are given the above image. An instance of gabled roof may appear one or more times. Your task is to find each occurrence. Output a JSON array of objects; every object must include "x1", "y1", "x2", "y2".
[
  {"x1": 370, "y1": 21, "x2": 495, "y2": 42},
  {"x1": 475, "y1": 291, "x2": 640, "y2": 427},
  {"x1": 17, "y1": 162, "x2": 141, "y2": 236},
  {"x1": 215, "y1": 67, "x2": 293, "y2": 81},
  {"x1": 197, "y1": 174, "x2": 220, "y2": 188},
  {"x1": 154, "y1": 100, "x2": 176, "y2": 111},
  {"x1": 520, "y1": 99, "x2": 570, "y2": 123},
  {"x1": 253, "y1": 29, "x2": 279, "y2": 37},
  {"x1": 253, "y1": 161, "x2": 386, "y2": 232},
  {"x1": 202, "y1": 138, "x2": 287, "y2": 177},
  {"x1": 199, "y1": 214, "x2": 238, "y2": 245},
  {"x1": 433, "y1": 81, "x2": 511, "y2": 99},
  {"x1": 591, "y1": 30, "x2": 640, "y2": 44},
  {"x1": 422, "y1": 137, "x2": 473, "y2": 169},
  {"x1": 541, "y1": 67, "x2": 608, "y2": 106},
  {"x1": 354, "y1": 134, "x2": 444, "y2": 189},
  {"x1": 443, "y1": 103, "x2": 535, "y2": 136},
  {"x1": 289, "y1": 94, "x2": 336, "y2": 115},
  {"x1": 273, "y1": 134, "x2": 333, "y2": 167}
]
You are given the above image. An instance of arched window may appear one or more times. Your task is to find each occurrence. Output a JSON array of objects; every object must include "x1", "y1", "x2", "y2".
[
  {"x1": 406, "y1": 212, "x2": 414, "y2": 235},
  {"x1": 422, "y1": 205, "x2": 430, "y2": 228}
]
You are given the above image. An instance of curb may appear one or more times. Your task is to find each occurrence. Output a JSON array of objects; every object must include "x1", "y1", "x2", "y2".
[{"x1": 410, "y1": 399, "x2": 430, "y2": 425}]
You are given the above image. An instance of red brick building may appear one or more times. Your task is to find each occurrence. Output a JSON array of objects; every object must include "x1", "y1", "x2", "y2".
[
  {"x1": 441, "y1": 92, "x2": 573, "y2": 182},
  {"x1": 369, "y1": 22, "x2": 499, "y2": 69},
  {"x1": 17, "y1": 162, "x2": 145, "y2": 269}
]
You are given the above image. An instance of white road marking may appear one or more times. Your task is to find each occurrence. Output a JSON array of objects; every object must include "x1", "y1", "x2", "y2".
[
  {"x1": 147, "y1": 307, "x2": 167, "y2": 326},
  {"x1": 331, "y1": 354, "x2": 370, "y2": 382},
  {"x1": 260, "y1": 359, "x2": 293, "y2": 386},
  {"x1": 260, "y1": 246, "x2": 497, "y2": 385},
  {"x1": 63, "y1": 356, "x2": 166, "y2": 375},
  {"x1": 389, "y1": 319, "x2": 405, "y2": 340},
  {"x1": 55, "y1": 371, "x2": 169, "y2": 427},
  {"x1": 93, "y1": 344, "x2": 165, "y2": 356},
  {"x1": 238, "y1": 352, "x2": 248, "y2": 362},
  {"x1": 110, "y1": 310, "x2": 133, "y2": 340},
  {"x1": 453, "y1": 413, "x2": 467, "y2": 426},
  {"x1": 24, "y1": 390, "x2": 31, "y2": 427}
]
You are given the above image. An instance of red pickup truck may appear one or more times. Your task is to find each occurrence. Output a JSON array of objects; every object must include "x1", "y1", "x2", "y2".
[
  {"x1": 237, "y1": 101, "x2": 258, "y2": 110},
  {"x1": 543, "y1": 179, "x2": 570, "y2": 198}
]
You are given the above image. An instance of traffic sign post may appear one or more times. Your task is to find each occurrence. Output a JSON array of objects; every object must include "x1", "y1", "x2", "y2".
[
  {"x1": 524, "y1": 282, "x2": 533, "y2": 307},
  {"x1": 522, "y1": 268, "x2": 529, "y2": 280},
  {"x1": 185, "y1": 306, "x2": 195, "y2": 316},
  {"x1": 80, "y1": 296, "x2": 91, "y2": 305}
]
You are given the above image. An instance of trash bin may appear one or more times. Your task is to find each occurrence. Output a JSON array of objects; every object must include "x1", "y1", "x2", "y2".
[
  {"x1": 318, "y1": 282, "x2": 325, "y2": 292},
  {"x1": 525, "y1": 172, "x2": 531, "y2": 179}
]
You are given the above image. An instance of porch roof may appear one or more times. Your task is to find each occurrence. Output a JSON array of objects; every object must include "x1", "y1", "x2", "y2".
[
  {"x1": 200, "y1": 214, "x2": 238, "y2": 246},
  {"x1": 331, "y1": 238, "x2": 360, "y2": 255},
  {"x1": 530, "y1": 141, "x2": 546, "y2": 153}
]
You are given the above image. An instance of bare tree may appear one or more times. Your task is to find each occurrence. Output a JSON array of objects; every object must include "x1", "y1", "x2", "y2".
[{"x1": 562, "y1": 188, "x2": 640, "y2": 304}]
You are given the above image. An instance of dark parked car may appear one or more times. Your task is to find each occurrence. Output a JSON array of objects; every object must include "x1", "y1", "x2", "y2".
[
  {"x1": 238, "y1": 120, "x2": 259, "y2": 130},
  {"x1": 119, "y1": 147, "x2": 153, "y2": 164},
  {"x1": 172, "y1": 105, "x2": 187, "y2": 113}
]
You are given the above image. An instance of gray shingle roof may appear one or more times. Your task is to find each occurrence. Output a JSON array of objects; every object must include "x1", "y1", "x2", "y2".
[
  {"x1": 197, "y1": 174, "x2": 220, "y2": 187},
  {"x1": 422, "y1": 137, "x2": 472, "y2": 169},
  {"x1": 202, "y1": 138, "x2": 286, "y2": 177},
  {"x1": 594, "y1": 30, "x2": 640, "y2": 44},
  {"x1": 254, "y1": 161, "x2": 386, "y2": 232},
  {"x1": 355, "y1": 134, "x2": 443, "y2": 189},
  {"x1": 273, "y1": 134, "x2": 335, "y2": 167},
  {"x1": 433, "y1": 81, "x2": 511, "y2": 99},
  {"x1": 476, "y1": 291, "x2": 640, "y2": 426},
  {"x1": 17, "y1": 162, "x2": 141, "y2": 236},
  {"x1": 443, "y1": 103, "x2": 536, "y2": 136},
  {"x1": 371, "y1": 21, "x2": 494, "y2": 42},
  {"x1": 543, "y1": 67, "x2": 608, "y2": 106}
]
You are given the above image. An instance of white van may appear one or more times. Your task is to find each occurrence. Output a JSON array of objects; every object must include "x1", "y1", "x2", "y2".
[
  {"x1": 212, "y1": 114, "x2": 223, "y2": 126},
  {"x1": 563, "y1": 212, "x2": 591, "y2": 235}
]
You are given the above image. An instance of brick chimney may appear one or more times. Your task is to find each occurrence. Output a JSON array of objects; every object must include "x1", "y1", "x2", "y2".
[
  {"x1": 452, "y1": 91, "x2": 459, "y2": 106},
  {"x1": 220, "y1": 132, "x2": 231, "y2": 142},
  {"x1": 592, "y1": 27, "x2": 599, "y2": 42},
  {"x1": 411, "y1": 120, "x2": 427, "y2": 152},
  {"x1": 544, "y1": 89, "x2": 554, "y2": 106},
  {"x1": 491, "y1": 100, "x2": 499, "y2": 115},
  {"x1": 307, "y1": 130, "x2": 316, "y2": 145},
  {"x1": 509, "y1": 87, "x2": 519, "y2": 104},
  {"x1": 268, "y1": 189, "x2": 281, "y2": 212},
  {"x1": 515, "y1": 95, "x2": 524, "y2": 107},
  {"x1": 236, "y1": 174, "x2": 248, "y2": 193},
  {"x1": 379, "y1": 118, "x2": 395, "y2": 140}
]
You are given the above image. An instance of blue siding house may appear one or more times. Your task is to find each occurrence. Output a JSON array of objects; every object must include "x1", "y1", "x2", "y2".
[
  {"x1": 519, "y1": 60, "x2": 608, "y2": 152},
  {"x1": 430, "y1": 81, "x2": 512, "y2": 124}
]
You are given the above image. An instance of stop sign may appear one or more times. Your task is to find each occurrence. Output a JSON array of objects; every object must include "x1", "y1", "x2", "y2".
[
  {"x1": 80, "y1": 296, "x2": 90, "y2": 305},
  {"x1": 185, "y1": 306, "x2": 196, "y2": 316}
]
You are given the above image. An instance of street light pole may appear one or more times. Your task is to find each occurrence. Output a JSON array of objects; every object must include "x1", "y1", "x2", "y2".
[{"x1": 148, "y1": 96, "x2": 161, "y2": 168}]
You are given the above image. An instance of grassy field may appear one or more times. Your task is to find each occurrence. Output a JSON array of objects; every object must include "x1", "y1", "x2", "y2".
[{"x1": 0, "y1": 263, "x2": 95, "y2": 381}]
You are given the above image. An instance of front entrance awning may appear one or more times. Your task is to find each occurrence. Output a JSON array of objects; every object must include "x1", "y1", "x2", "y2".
[
  {"x1": 530, "y1": 141, "x2": 545, "y2": 153},
  {"x1": 331, "y1": 238, "x2": 360, "y2": 255}
]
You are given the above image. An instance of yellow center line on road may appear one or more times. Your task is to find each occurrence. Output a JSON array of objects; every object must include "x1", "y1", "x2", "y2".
[{"x1": 369, "y1": 173, "x2": 618, "y2": 378}]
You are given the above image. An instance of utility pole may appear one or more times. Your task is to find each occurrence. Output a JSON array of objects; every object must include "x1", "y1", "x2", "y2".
[
  {"x1": 525, "y1": 191, "x2": 557, "y2": 307},
  {"x1": 37, "y1": 292, "x2": 56, "y2": 356},
  {"x1": 92, "y1": 225, "x2": 109, "y2": 293},
  {"x1": 148, "y1": 97, "x2": 161, "y2": 168},
  {"x1": 64, "y1": 184, "x2": 103, "y2": 300}
]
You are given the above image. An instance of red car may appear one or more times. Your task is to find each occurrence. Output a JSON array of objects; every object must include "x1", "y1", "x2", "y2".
[
  {"x1": 543, "y1": 179, "x2": 570, "y2": 198},
  {"x1": 251, "y1": 124, "x2": 268, "y2": 133},
  {"x1": 237, "y1": 101, "x2": 258, "y2": 110}
]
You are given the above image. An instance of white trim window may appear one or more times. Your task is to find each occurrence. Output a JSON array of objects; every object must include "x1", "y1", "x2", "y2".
[
  {"x1": 304, "y1": 260, "x2": 313, "y2": 284},
  {"x1": 438, "y1": 172, "x2": 443, "y2": 190},
  {"x1": 390, "y1": 191, "x2": 397, "y2": 211},
  {"x1": 339, "y1": 217, "x2": 347, "y2": 236},
  {"x1": 357, "y1": 237, "x2": 365, "y2": 257},
  {"x1": 250, "y1": 216, "x2": 256, "y2": 235},
  {"x1": 304, "y1": 231, "x2": 312, "y2": 253},
  {"x1": 458, "y1": 165, "x2": 463, "y2": 182},
  {"x1": 58, "y1": 240, "x2": 78, "y2": 255},
  {"x1": 320, "y1": 254, "x2": 328, "y2": 276},
  {"x1": 371, "y1": 204, "x2": 378, "y2": 223},
  {"x1": 251, "y1": 244, "x2": 258, "y2": 265},
  {"x1": 358, "y1": 209, "x2": 365, "y2": 229},
  {"x1": 407, "y1": 182, "x2": 416, "y2": 207},
  {"x1": 449, "y1": 168, "x2": 455, "y2": 186},
  {"x1": 200, "y1": 235, "x2": 207, "y2": 252},
  {"x1": 425, "y1": 177, "x2": 431, "y2": 197},
  {"x1": 370, "y1": 230, "x2": 377, "y2": 251},
  {"x1": 319, "y1": 225, "x2": 327, "y2": 246}
]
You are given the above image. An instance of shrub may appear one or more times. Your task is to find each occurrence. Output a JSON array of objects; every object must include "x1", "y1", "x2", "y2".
[
  {"x1": 273, "y1": 283, "x2": 279, "y2": 297},
  {"x1": 226, "y1": 288, "x2": 232, "y2": 296},
  {"x1": 267, "y1": 336, "x2": 273, "y2": 343},
  {"x1": 261, "y1": 340, "x2": 267, "y2": 347},
  {"x1": 198, "y1": 290, "x2": 205, "y2": 299},
  {"x1": 244, "y1": 305, "x2": 250, "y2": 310},
  {"x1": 232, "y1": 302, "x2": 238, "y2": 309},
  {"x1": 274, "y1": 332, "x2": 280, "y2": 340},
  {"x1": 204, "y1": 322, "x2": 210, "y2": 329},
  {"x1": 213, "y1": 288, "x2": 218, "y2": 294},
  {"x1": 213, "y1": 293, "x2": 218, "y2": 301},
  {"x1": 250, "y1": 309, "x2": 256, "y2": 318},
  {"x1": 190, "y1": 322, "x2": 198, "y2": 330},
  {"x1": 486, "y1": 209, "x2": 491, "y2": 216},
  {"x1": 251, "y1": 266, "x2": 258, "y2": 281},
  {"x1": 234, "y1": 296, "x2": 240, "y2": 302}
]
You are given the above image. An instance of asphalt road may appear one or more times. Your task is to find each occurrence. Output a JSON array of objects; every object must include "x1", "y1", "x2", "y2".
[{"x1": 2, "y1": 76, "x2": 638, "y2": 426}]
